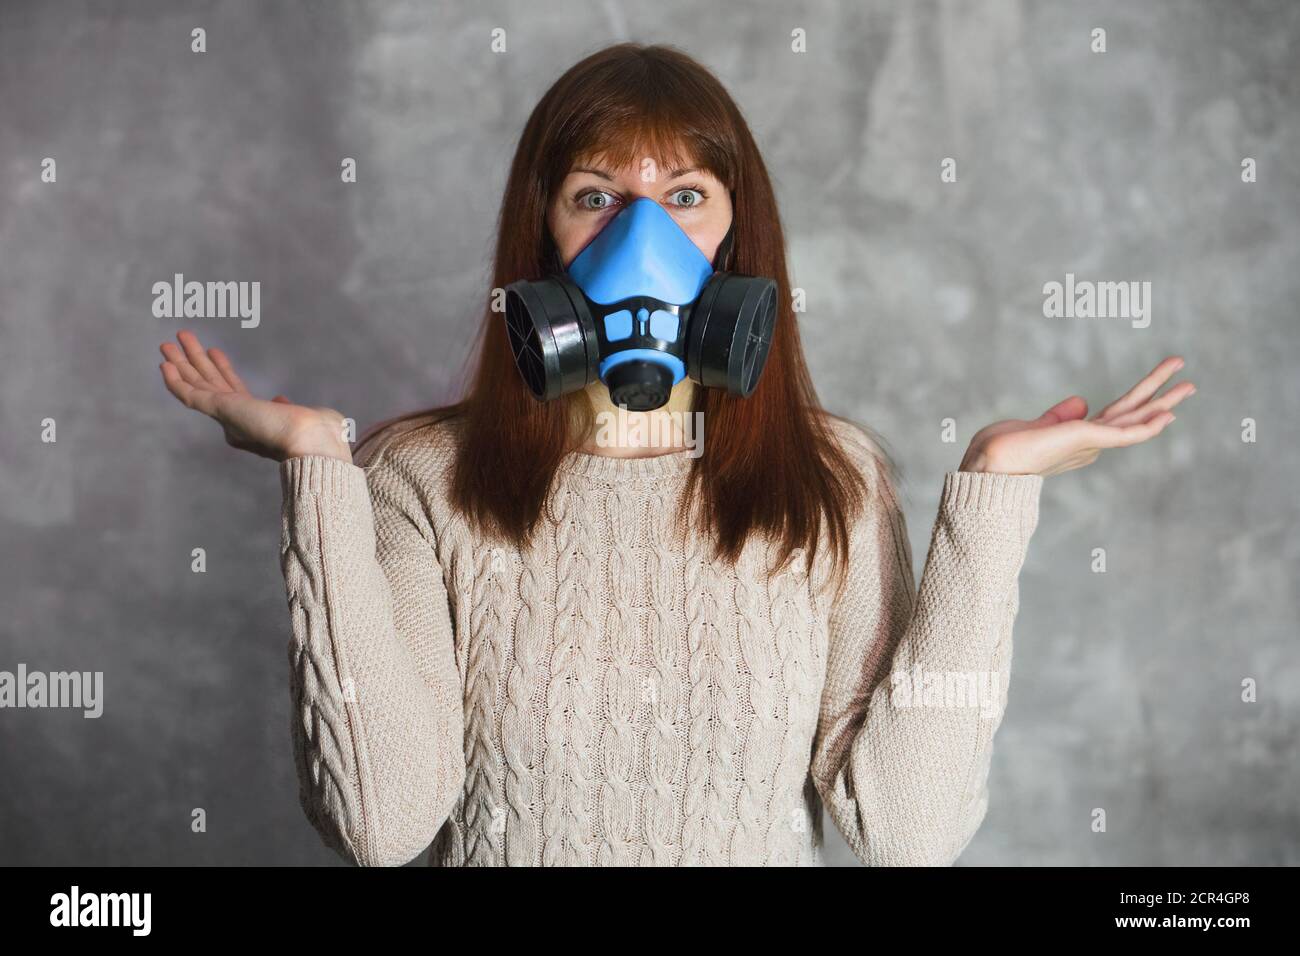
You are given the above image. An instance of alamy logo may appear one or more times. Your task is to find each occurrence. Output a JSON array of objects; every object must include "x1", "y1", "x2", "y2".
[
  {"x1": 152, "y1": 273, "x2": 260, "y2": 328},
  {"x1": 1042, "y1": 272, "x2": 1151, "y2": 328},
  {"x1": 50, "y1": 886, "x2": 151, "y2": 936},
  {"x1": 593, "y1": 406, "x2": 705, "y2": 458},
  {"x1": 0, "y1": 664, "x2": 103, "y2": 718},
  {"x1": 890, "y1": 666, "x2": 1005, "y2": 719}
]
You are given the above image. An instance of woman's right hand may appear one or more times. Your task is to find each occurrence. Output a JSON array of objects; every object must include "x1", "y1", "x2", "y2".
[{"x1": 159, "y1": 330, "x2": 353, "y2": 464}]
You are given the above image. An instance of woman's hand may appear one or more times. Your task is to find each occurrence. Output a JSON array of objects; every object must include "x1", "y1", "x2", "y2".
[
  {"x1": 959, "y1": 355, "x2": 1194, "y2": 478},
  {"x1": 158, "y1": 330, "x2": 353, "y2": 464}
]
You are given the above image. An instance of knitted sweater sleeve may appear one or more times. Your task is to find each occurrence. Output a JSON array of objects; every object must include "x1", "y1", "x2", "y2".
[
  {"x1": 278, "y1": 445, "x2": 465, "y2": 867},
  {"x1": 810, "y1": 428, "x2": 1043, "y2": 866}
]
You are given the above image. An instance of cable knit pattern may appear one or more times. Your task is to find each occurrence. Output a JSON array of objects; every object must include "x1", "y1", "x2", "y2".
[
  {"x1": 640, "y1": 484, "x2": 685, "y2": 865},
  {"x1": 278, "y1": 412, "x2": 1042, "y2": 866},
  {"x1": 764, "y1": 536, "x2": 822, "y2": 864},
  {"x1": 598, "y1": 485, "x2": 641, "y2": 865}
]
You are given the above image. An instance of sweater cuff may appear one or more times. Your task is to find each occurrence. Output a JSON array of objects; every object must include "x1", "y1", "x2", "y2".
[
  {"x1": 941, "y1": 470, "x2": 1043, "y2": 516},
  {"x1": 280, "y1": 454, "x2": 367, "y2": 499}
]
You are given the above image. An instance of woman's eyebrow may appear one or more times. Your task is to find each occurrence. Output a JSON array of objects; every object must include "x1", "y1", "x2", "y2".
[{"x1": 568, "y1": 165, "x2": 701, "y2": 181}]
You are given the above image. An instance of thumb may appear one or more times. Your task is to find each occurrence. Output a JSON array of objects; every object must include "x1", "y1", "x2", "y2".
[{"x1": 1036, "y1": 394, "x2": 1088, "y2": 425}]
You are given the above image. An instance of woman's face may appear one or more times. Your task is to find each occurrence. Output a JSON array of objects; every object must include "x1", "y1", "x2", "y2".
[{"x1": 547, "y1": 155, "x2": 733, "y2": 268}]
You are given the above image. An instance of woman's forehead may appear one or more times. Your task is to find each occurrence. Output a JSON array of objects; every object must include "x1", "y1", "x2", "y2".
[{"x1": 566, "y1": 150, "x2": 712, "y2": 181}]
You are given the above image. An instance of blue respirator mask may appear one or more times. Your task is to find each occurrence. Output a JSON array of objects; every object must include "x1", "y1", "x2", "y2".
[{"x1": 503, "y1": 197, "x2": 778, "y2": 412}]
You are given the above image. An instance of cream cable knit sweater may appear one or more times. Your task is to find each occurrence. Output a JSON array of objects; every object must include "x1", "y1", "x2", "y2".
[{"x1": 277, "y1": 413, "x2": 1043, "y2": 867}]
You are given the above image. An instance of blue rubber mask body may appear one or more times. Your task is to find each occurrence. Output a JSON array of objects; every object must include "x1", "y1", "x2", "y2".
[{"x1": 565, "y1": 197, "x2": 716, "y2": 386}]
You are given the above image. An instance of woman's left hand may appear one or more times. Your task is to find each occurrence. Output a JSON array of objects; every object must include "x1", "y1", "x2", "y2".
[{"x1": 959, "y1": 355, "x2": 1195, "y2": 478}]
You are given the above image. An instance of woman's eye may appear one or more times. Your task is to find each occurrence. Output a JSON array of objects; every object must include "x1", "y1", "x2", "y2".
[
  {"x1": 668, "y1": 188, "x2": 705, "y2": 208},
  {"x1": 579, "y1": 190, "x2": 618, "y2": 211}
]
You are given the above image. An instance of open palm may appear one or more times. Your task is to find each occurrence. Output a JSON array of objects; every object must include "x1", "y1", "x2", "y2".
[
  {"x1": 960, "y1": 356, "x2": 1195, "y2": 478},
  {"x1": 158, "y1": 330, "x2": 350, "y2": 463}
]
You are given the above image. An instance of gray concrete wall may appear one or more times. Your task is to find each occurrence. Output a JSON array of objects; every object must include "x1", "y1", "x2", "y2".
[{"x1": 1, "y1": 0, "x2": 1296, "y2": 865}]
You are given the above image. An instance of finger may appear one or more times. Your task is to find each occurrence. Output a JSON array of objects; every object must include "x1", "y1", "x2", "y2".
[
  {"x1": 159, "y1": 340, "x2": 196, "y2": 375},
  {"x1": 162, "y1": 347, "x2": 209, "y2": 390},
  {"x1": 161, "y1": 338, "x2": 207, "y2": 388},
  {"x1": 1092, "y1": 355, "x2": 1185, "y2": 422},
  {"x1": 1036, "y1": 395, "x2": 1089, "y2": 425},
  {"x1": 161, "y1": 362, "x2": 218, "y2": 416},
  {"x1": 271, "y1": 395, "x2": 291, "y2": 404},
  {"x1": 208, "y1": 347, "x2": 251, "y2": 395},
  {"x1": 1086, "y1": 411, "x2": 1176, "y2": 448},
  {"x1": 159, "y1": 361, "x2": 187, "y2": 403},
  {"x1": 176, "y1": 330, "x2": 229, "y2": 390},
  {"x1": 1105, "y1": 380, "x2": 1196, "y2": 428}
]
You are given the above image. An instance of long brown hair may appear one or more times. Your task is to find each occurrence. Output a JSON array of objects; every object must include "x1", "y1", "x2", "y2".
[{"x1": 359, "y1": 42, "x2": 878, "y2": 585}]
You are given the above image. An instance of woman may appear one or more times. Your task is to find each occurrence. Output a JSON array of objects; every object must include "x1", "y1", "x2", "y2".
[{"x1": 158, "y1": 43, "x2": 1193, "y2": 867}]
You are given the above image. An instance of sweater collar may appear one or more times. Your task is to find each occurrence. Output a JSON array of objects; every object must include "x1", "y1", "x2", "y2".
[{"x1": 556, "y1": 445, "x2": 698, "y2": 481}]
